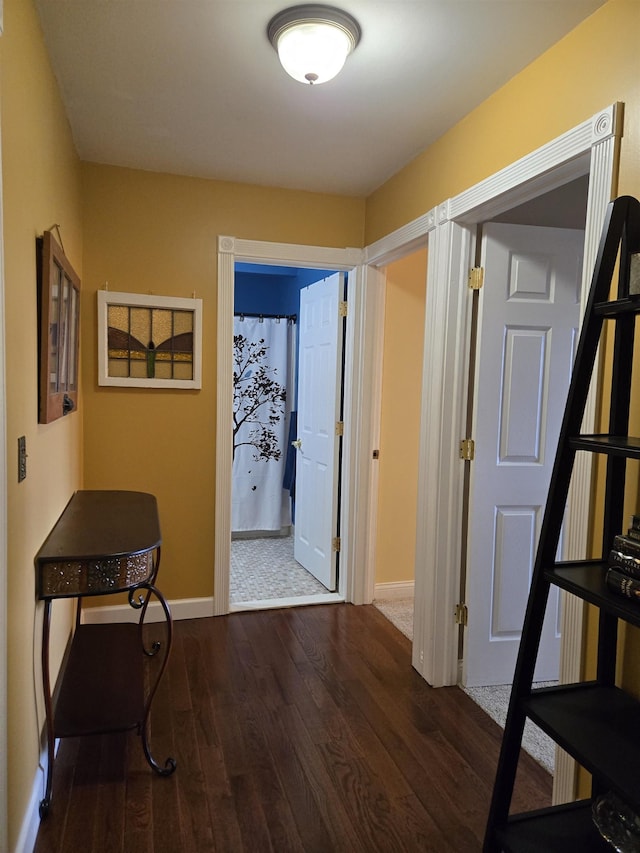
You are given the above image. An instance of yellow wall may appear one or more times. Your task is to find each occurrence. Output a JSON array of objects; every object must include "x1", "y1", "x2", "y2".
[
  {"x1": 375, "y1": 250, "x2": 427, "y2": 587},
  {"x1": 80, "y1": 165, "x2": 365, "y2": 603},
  {"x1": 3, "y1": 0, "x2": 84, "y2": 847},
  {"x1": 365, "y1": 0, "x2": 640, "y2": 243},
  {"x1": 6, "y1": 0, "x2": 640, "y2": 843},
  {"x1": 365, "y1": 0, "x2": 640, "y2": 795}
]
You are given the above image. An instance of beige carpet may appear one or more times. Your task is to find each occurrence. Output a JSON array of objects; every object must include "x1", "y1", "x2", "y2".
[{"x1": 372, "y1": 597, "x2": 414, "y2": 640}]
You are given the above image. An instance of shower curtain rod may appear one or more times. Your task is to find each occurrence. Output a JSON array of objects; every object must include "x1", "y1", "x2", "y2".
[{"x1": 234, "y1": 312, "x2": 297, "y2": 322}]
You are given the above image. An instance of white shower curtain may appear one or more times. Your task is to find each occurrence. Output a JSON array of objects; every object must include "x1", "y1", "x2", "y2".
[{"x1": 232, "y1": 316, "x2": 293, "y2": 533}]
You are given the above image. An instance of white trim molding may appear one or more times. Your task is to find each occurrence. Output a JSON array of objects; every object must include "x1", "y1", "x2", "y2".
[
  {"x1": 552, "y1": 104, "x2": 623, "y2": 805},
  {"x1": 412, "y1": 102, "x2": 622, "y2": 685},
  {"x1": 412, "y1": 220, "x2": 474, "y2": 686},
  {"x1": 343, "y1": 262, "x2": 385, "y2": 604},
  {"x1": 214, "y1": 244, "x2": 235, "y2": 616},
  {"x1": 357, "y1": 265, "x2": 386, "y2": 604},
  {"x1": 409, "y1": 103, "x2": 622, "y2": 804},
  {"x1": 366, "y1": 207, "x2": 437, "y2": 266},
  {"x1": 374, "y1": 581, "x2": 415, "y2": 600},
  {"x1": 80, "y1": 596, "x2": 215, "y2": 625},
  {"x1": 15, "y1": 744, "x2": 58, "y2": 853},
  {"x1": 0, "y1": 110, "x2": 7, "y2": 853},
  {"x1": 215, "y1": 238, "x2": 366, "y2": 614},
  {"x1": 448, "y1": 103, "x2": 621, "y2": 224}
]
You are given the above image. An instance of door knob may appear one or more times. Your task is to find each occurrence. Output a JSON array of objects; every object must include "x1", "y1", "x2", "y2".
[{"x1": 292, "y1": 439, "x2": 302, "y2": 449}]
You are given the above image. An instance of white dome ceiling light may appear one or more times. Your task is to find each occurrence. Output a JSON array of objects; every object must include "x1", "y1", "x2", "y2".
[{"x1": 267, "y1": 5, "x2": 361, "y2": 85}]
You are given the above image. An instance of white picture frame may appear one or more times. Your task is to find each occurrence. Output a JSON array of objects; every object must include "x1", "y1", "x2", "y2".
[{"x1": 97, "y1": 290, "x2": 202, "y2": 389}]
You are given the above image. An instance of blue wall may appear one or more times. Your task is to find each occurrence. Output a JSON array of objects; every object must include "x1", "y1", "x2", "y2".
[
  {"x1": 234, "y1": 263, "x2": 335, "y2": 317},
  {"x1": 234, "y1": 262, "x2": 339, "y2": 436}
]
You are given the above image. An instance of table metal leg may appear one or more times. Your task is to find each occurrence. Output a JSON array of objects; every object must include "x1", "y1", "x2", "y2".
[
  {"x1": 133, "y1": 581, "x2": 176, "y2": 776},
  {"x1": 39, "y1": 599, "x2": 54, "y2": 818}
]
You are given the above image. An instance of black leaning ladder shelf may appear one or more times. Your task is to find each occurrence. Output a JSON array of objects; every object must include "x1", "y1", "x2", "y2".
[{"x1": 483, "y1": 194, "x2": 640, "y2": 852}]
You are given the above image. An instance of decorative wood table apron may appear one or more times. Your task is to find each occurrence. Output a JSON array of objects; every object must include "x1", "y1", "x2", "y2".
[{"x1": 35, "y1": 490, "x2": 176, "y2": 818}]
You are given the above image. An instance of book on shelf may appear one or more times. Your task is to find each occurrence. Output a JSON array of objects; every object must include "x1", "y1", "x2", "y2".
[
  {"x1": 612, "y1": 533, "x2": 640, "y2": 558},
  {"x1": 606, "y1": 567, "x2": 640, "y2": 601},
  {"x1": 608, "y1": 548, "x2": 640, "y2": 579}
]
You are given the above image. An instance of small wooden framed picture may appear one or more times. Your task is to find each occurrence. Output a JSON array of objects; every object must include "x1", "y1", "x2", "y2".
[{"x1": 37, "y1": 231, "x2": 81, "y2": 423}]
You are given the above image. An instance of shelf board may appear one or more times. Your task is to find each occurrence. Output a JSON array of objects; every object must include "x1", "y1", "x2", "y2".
[
  {"x1": 522, "y1": 684, "x2": 640, "y2": 810},
  {"x1": 54, "y1": 623, "x2": 144, "y2": 737},
  {"x1": 569, "y1": 434, "x2": 640, "y2": 458},
  {"x1": 546, "y1": 561, "x2": 640, "y2": 628},
  {"x1": 497, "y1": 801, "x2": 615, "y2": 852},
  {"x1": 594, "y1": 296, "x2": 640, "y2": 317}
]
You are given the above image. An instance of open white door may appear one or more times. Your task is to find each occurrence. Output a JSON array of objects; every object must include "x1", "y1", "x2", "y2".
[
  {"x1": 463, "y1": 223, "x2": 584, "y2": 687},
  {"x1": 294, "y1": 272, "x2": 344, "y2": 590}
]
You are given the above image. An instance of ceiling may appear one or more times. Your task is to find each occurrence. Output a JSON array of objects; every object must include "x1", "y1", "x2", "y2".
[{"x1": 35, "y1": 1, "x2": 606, "y2": 198}]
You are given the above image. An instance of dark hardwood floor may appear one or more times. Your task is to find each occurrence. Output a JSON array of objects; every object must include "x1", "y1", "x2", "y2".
[{"x1": 34, "y1": 604, "x2": 551, "y2": 852}]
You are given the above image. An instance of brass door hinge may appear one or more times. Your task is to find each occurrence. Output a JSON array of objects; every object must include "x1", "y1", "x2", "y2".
[
  {"x1": 332, "y1": 537, "x2": 341, "y2": 552},
  {"x1": 455, "y1": 603, "x2": 468, "y2": 626},
  {"x1": 335, "y1": 421, "x2": 344, "y2": 436},
  {"x1": 468, "y1": 267, "x2": 484, "y2": 290},
  {"x1": 459, "y1": 438, "x2": 475, "y2": 461},
  {"x1": 339, "y1": 301, "x2": 348, "y2": 317}
]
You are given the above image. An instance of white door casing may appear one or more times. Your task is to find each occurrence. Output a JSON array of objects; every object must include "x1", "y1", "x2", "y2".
[
  {"x1": 0, "y1": 102, "x2": 7, "y2": 853},
  {"x1": 392, "y1": 104, "x2": 621, "y2": 690},
  {"x1": 294, "y1": 273, "x2": 344, "y2": 590},
  {"x1": 463, "y1": 224, "x2": 584, "y2": 688},
  {"x1": 365, "y1": 103, "x2": 622, "y2": 805},
  {"x1": 215, "y1": 241, "x2": 367, "y2": 616}
]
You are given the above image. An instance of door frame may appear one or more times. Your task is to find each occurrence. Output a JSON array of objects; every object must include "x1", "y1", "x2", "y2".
[
  {"x1": 366, "y1": 102, "x2": 622, "y2": 802},
  {"x1": 0, "y1": 117, "x2": 7, "y2": 853},
  {"x1": 215, "y1": 238, "x2": 373, "y2": 614}
]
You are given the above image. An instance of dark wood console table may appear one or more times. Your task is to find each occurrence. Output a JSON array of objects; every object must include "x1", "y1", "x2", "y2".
[{"x1": 36, "y1": 490, "x2": 176, "y2": 818}]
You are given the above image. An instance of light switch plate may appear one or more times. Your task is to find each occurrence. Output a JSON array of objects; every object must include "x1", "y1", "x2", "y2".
[{"x1": 18, "y1": 436, "x2": 26, "y2": 482}]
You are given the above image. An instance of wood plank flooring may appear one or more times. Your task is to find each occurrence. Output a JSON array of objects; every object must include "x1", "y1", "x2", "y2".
[{"x1": 34, "y1": 604, "x2": 551, "y2": 852}]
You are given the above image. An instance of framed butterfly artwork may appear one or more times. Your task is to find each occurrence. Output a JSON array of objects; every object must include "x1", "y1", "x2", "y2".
[{"x1": 97, "y1": 291, "x2": 202, "y2": 388}]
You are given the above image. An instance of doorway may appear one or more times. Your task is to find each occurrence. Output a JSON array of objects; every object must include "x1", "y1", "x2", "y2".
[
  {"x1": 230, "y1": 262, "x2": 345, "y2": 609},
  {"x1": 413, "y1": 105, "x2": 621, "y2": 804},
  {"x1": 371, "y1": 249, "x2": 427, "y2": 639},
  {"x1": 410, "y1": 104, "x2": 621, "y2": 692}
]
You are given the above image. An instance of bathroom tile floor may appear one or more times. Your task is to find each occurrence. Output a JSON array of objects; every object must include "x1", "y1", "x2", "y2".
[{"x1": 230, "y1": 534, "x2": 328, "y2": 603}]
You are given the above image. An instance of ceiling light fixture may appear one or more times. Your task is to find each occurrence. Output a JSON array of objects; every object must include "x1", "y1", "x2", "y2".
[{"x1": 267, "y1": 4, "x2": 361, "y2": 85}]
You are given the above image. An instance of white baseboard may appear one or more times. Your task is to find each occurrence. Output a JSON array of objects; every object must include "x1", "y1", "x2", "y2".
[
  {"x1": 15, "y1": 770, "x2": 41, "y2": 853},
  {"x1": 15, "y1": 740, "x2": 59, "y2": 853},
  {"x1": 230, "y1": 592, "x2": 343, "y2": 612},
  {"x1": 373, "y1": 581, "x2": 414, "y2": 600},
  {"x1": 80, "y1": 595, "x2": 215, "y2": 624},
  {"x1": 19, "y1": 597, "x2": 214, "y2": 849}
]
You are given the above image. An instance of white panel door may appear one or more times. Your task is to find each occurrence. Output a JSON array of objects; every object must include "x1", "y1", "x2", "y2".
[
  {"x1": 463, "y1": 223, "x2": 584, "y2": 687},
  {"x1": 294, "y1": 273, "x2": 344, "y2": 590}
]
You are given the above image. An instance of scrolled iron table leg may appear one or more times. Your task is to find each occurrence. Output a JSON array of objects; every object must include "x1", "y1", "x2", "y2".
[
  {"x1": 39, "y1": 599, "x2": 55, "y2": 817},
  {"x1": 136, "y1": 582, "x2": 176, "y2": 776}
]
